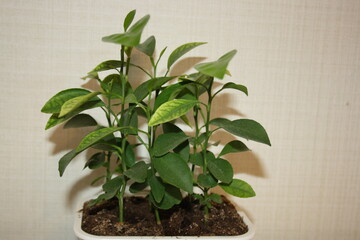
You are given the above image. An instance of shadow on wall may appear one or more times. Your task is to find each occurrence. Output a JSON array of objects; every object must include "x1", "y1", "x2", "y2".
[{"x1": 46, "y1": 54, "x2": 267, "y2": 210}]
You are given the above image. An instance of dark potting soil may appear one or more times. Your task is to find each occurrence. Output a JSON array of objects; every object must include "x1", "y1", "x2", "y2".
[{"x1": 81, "y1": 195, "x2": 249, "y2": 236}]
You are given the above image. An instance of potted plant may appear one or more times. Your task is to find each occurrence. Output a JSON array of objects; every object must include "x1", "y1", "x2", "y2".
[{"x1": 41, "y1": 10, "x2": 270, "y2": 240}]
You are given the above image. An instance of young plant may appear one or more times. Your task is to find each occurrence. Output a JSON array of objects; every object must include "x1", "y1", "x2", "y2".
[
  {"x1": 41, "y1": 9, "x2": 271, "y2": 227},
  {"x1": 41, "y1": 10, "x2": 152, "y2": 223},
  {"x1": 173, "y1": 50, "x2": 271, "y2": 217},
  {"x1": 41, "y1": 10, "x2": 207, "y2": 224}
]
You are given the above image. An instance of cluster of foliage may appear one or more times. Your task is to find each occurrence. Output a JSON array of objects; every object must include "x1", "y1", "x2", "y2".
[{"x1": 41, "y1": 10, "x2": 271, "y2": 224}]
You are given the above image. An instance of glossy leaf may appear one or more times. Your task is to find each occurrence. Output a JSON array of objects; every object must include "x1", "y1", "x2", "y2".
[
  {"x1": 167, "y1": 42, "x2": 207, "y2": 69},
  {"x1": 59, "y1": 91, "x2": 101, "y2": 117},
  {"x1": 41, "y1": 88, "x2": 92, "y2": 114},
  {"x1": 198, "y1": 173, "x2": 218, "y2": 188},
  {"x1": 58, "y1": 149, "x2": 78, "y2": 177},
  {"x1": 153, "y1": 153, "x2": 193, "y2": 193},
  {"x1": 124, "y1": 161, "x2": 148, "y2": 183},
  {"x1": 148, "y1": 175, "x2": 165, "y2": 203},
  {"x1": 63, "y1": 114, "x2": 97, "y2": 129},
  {"x1": 153, "y1": 83, "x2": 185, "y2": 111},
  {"x1": 210, "y1": 118, "x2": 271, "y2": 146},
  {"x1": 123, "y1": 9, "x2": 136, "y2": 31},
  {"x1": 149, "y1": 99, "x2": 198, "y2": 126},
  {"x1": 102, "y1": 15, "x2": 150, "y2": 47},
  {"x1": 220, "y1": 179, "x2": 256, "y2": 198},
  {"x1": 208, "y1": 157, "x2": 233, "y2": 184},
  {"x1": 219, "y1": 140, "x2": 250, "y2": 157},
  {"x1": 194, "y1": 50, "x2": 237, "y2": 79},
  {"x1": 76, "y1": 127, "x2": 124, "y2": 153},
  {"x1": 136, "y1": 35, "x2": 156, "y2": 56},
  {"x1": 44, "y1": 100, "x2": 104, "y2": 130},
  {"x1": 153, "y1": 132, "x2": 190, "y2": 157}
]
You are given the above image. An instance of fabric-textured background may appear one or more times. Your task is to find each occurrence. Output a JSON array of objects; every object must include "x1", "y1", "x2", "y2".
[{"x1": 0, "y1": 0, "x2": 359, "y2": 239}]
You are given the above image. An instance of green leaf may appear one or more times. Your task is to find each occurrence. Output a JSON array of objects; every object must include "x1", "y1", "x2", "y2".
[
  {"x1": 41, "y1": 88, "x2": 93, "y2": 113},
  {"x1": 219, "y1": 140, "x2": 250, "y2": 157},
  {"x1": 153, "y1": 132, "x2": 190, "y2": 157},
  {"x1": 219, "y1": 82, "x2": 248, "y2": 96},
  {"x1": 148, "y1": 175, "x2": 165, "y2": 203},
  {"x1": 76, "y1": 127, "x2": 124, "y2": 153},
  {"x1": 102, "y1": 15, "x2": 150, "y2": 47},
  {"x1": 167, "y1": 42, "x2": 207, "y2": 69},
  {"x1": 58, "y1": 149, "x2": 78, "y2": 177},
  {"x1": 124, "y1": 161, "x2": 148, "y2": 183},
  {"x1": 209, "y1": 193, "x2": 222, "y2": 203},
  {"x1": 102, "y1": 176, "x2": 123, "y2": 199},
  {"x1": 189, "y1": 151, "x2": 214, "y2": 167},
  {"x1": 162, "y1": 122, "x2": 190, "y2": 161},
  {"x1": 149, "y1": 99, "x2": 198, "y2": 126},
  {"x1": 119, "y1": 106, "x2": 138, "y2": 135},
  {"x1": 134, "y1": 77, "x2": 175, "y2": 102},
  {"x1": 90, "y1": 60, "x2": 123, "y2": 73},
  {"x1": 123, "y1": 9, "x2": 136, "y2": 31},
  {"x1": 45, "y1": 100, "x2": 104, "y2": 130},
  {"x1": 194, "y1": 49, "x2": 237, "y2": 79},
  {"x1": 220, "y1": 179, "x2": 256, "y2": 198},
  {"x1": 150, "y1": 183, "x2": 182, "y2": 210},
  {"x1": 59, "y1": 91, "x2": 101, "y2": 117},
  {"x1": 90, "y1": 175, "x2": 105, "y2": 186},
  {"x1": 102, "y1": 74, "x2": 131, "y2": 100},
  {"x1": 129, "y1": 181, "x2": 148, "y2": 193},
  {"x1": 189, "y1": 152, "x2": 204, "y2": 167},
  {"x1": 81, "y1": 71, "x2": 99, "y2": 81},
  {"x1": 147, "y1": 77, "x2": 176, "y2": 92},
  {"x1": 210, "y1": 118, "x2": 271, "y2": 146},
  {"x1": 208, "y1": 157, "x2": 233, "y2": 184},
  {"x1": 84, "y1": 152, "x2": 105, "y2": 170},
  {"x1": 197, "y1": 173, "x2": 218, "y2": 188},
  {"x1": 63, "y1": 114, "x2": 97, "y2": 129},
  {"x1": 124, "y1": 143, "x2": 136, "y2": 167},
  {"x1": 153, "y1": 153, "x2": 193, "y2": 193},
  {"x1": 153, "y1": 83, "x2": 185, "y2": 111},
  {"x1": 136, "y1": 35, "x2": 156, "y2": 56}
]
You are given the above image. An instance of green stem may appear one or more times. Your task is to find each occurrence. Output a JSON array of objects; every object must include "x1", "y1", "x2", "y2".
[
  {"x1": 118, "y1": 184, "x2": 126, "y2": 223},
  {"x1": 105, "y1": 152, "x2": 112, "y2": 182},
  {"x1": 201, "y1": 83, "x2": 214, "y2": 220},
  {"x1": 154, "y1": 208, "x2": 161, "y2": 225}
]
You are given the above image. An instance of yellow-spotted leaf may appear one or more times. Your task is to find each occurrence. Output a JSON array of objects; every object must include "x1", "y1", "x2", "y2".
[
  {"x1": 149, "y1": 99, "x2": 198, "y2": 126},
  {"x1": 59, "y1": 91, "x2": 101, "y2": 117}
]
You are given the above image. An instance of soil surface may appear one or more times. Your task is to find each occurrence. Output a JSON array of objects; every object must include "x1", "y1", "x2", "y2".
[{"x1": 81, "y1": 195, "x2": 248, "y2": 236}]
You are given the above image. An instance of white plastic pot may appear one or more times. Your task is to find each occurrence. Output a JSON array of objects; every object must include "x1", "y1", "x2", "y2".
[{"x1": 74, "y1": 198, "x2": 255, "y2": 240}]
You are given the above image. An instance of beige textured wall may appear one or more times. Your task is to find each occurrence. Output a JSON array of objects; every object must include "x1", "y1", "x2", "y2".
[{"x1": 0, "y1": 0, "x2": 359, "y2": 239}]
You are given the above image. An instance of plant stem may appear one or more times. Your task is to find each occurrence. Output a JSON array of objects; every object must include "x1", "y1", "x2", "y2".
[
  {"x1": 154, "y1": 208, "x2": 161, "y2": 225},
  {"x1": 201, "y1": 83, "x2": 214, "y2": 220},
  {"x1": 118, "y1": 184, "x2": 126, "y2": 223}
]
